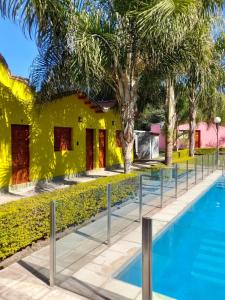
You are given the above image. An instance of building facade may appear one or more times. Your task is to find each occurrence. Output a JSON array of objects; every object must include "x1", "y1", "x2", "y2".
[
  {"x1": 151, "y1": 122, "x2": 225, "y2": 150},
  {"x1": 0, "y1": 55, "x2": 123, "y2": 190}
]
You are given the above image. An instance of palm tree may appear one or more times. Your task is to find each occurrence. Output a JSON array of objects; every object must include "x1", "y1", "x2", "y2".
[
  {"x1": 1, "y1": 0, "x2": 224, "y2": 170},
  {"x1": 137, "y1": 0, "x2": 225, "y2": 163}
]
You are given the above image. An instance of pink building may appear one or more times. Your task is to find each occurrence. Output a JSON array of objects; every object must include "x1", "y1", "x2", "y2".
[{"x1": 151, "y1": 122, "x2": 225, "y2": 150}]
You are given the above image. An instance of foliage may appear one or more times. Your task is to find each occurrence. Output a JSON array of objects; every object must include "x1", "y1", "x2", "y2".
[
  {"x1": 1, "y1": 0, "x2": 225, "y2": 169},
  {"x1": 0, "y1": 172, "x2": 138, "y2": 260},
  {"x1": 195, "y1": 147, "x2": 224, "y2": 154},
  {"x1": 172, "y1": 149, "x2": 190, "y2": 161},
  {"x1": 135, "y1": 104, "x2": 165, "y2": 130}
]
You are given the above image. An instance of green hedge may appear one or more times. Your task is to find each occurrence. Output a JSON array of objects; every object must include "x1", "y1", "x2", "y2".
[
  {"x1": 195, "y1": 148, "x2": 216, "y2": 155},
  {"x1": 195, "y1": 147, "x2": 225, "y2": 155},
  {"x1": 0, "y1": 173, "x2": 138, "y2": 260},
  {"x1": 172, "y1": 149, "x2": 190, "y2": 160}
]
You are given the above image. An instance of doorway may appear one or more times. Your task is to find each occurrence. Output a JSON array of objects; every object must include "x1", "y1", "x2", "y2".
[
  {"x1": 99, "y1": 129, "x2": 106, "y2": 168},
  {"x1": 11, "y1": 124, "x2": 30, "y2": 185}
]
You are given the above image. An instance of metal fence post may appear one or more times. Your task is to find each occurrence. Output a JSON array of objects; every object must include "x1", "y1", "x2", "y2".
[
  {"x1": 160, "y1": 169, "x2": 164, "y2": 208},
  {"x1": 202, "y1": 155, "x2": 204, "y2": 180},
  {"x1": 222, "y1": 161, "x2": 224, "y2": 176},
  {"x1": 211, "y1": 153, "x2": 213, "y2": 172},
  {"x1": 50, "y1": 201, "x2": 56, "y2": 287},
  {"x1": 107, "y1": 184, "x2": 112, "y2": 245},
  {"x1": 175, "y1": 164, "x2": 178, "y2": 198},
  {"x1": 223, "y1": 154, "x2": 225, "y2": 176},
  {"x1": 142, "y1": 217, "x2": 152, "y2": 300},
  {"x1": 207, "y1": 154, "x2": 210, "y2": 176},
  {"x1": 214, "y1": 152, "x2": 216, "y2": 171},
  {"x1": 186, "y1": 160, "x2": 189, "y2": 190},
  {"x1": 195, "y1": 157, "x2": 197, "y2": 184},
  {"x1": 139, "y1": 175, "x2": 143, "y2": 222}
]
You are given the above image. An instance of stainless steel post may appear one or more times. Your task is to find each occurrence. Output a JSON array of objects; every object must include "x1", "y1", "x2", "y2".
[
  {"x1": 186, "y1": 160, "x2": 189, "y2": 190},
  {"x1": 107, "y1": 184, "x2": 112, "y2": 245},
  {"x1": 216, "y1": 123, "x2": 219, "y2": 168},
  {"x1": 175, "y1": 164, "x2": 178, "y2": 198},
  {"x1": 160, "y1": 169, "x2": 163, "y2": 208},
  {"x1": 222, "y1": 161, "x2": 224, "y2": 176},
  {"x1": 214, "y1": 152, "x2": 216, "y2": 171},
  {"x1": 195, "y1": 157, "x2": 197, "y2": 184},
  {"x1": 210, "y1": 154, "x2": 213, "y2": 173},
  {"x1": 202, "y1": 155, "x2": 204, "y2": 180},
  {"x1": 142, "y1": 217, "x2": 152, "y2": 300},
  {"x1": 207, "y1": 154, "x2": 210, "y2": 176},
  {"x1": 139, "y1": 175, "x2": 143, "y2": 222},
  {"x1": 50, "y1": 201, "x2": 56, "y2": 287},
  {"x1": 224, "y1": 154, "x2": 225, "y2": 176}
]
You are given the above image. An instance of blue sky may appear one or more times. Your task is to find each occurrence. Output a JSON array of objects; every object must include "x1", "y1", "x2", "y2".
[{"x1": 0, "y1": 18, "x2": 38, "y2": 78}]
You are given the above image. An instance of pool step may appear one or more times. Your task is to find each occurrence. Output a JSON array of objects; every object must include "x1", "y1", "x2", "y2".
[
  {"x1": 192, "y1": 237, "x2": 225, "y2": 284},
  {"x1": 216, "y1": 182, "x2": 225, "y2": 189}
]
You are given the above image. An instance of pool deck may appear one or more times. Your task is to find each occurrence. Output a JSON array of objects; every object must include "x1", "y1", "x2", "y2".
[{"x1": 0, "y1": 171, "x2": 222, "y2": 300}]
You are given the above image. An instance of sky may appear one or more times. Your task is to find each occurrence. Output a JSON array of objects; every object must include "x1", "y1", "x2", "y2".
[
  {"x1": 0, "y1": 18, "x2": 38, "y2": 78},
  {"x1": 0, "y1": 8, "x2": 224, "y2": 79}
]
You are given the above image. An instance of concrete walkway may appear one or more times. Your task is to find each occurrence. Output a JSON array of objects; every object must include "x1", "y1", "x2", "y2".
[{"x1": 0, "y1": 169, "x2": 220, "y2": 300}]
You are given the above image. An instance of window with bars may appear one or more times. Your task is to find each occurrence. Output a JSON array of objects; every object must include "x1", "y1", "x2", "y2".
[
  {"x1": 54, "y1": 127, "x2": 72, "y2": 151},
  {"x1": 116, "y1": 130, "x2": 122, "y2": 147}
]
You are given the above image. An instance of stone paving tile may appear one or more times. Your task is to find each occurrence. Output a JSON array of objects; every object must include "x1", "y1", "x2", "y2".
[
  {"x1": 0, "y1": 275, "x2": 50, "y2": 300},
  {"x1": 0, "y1": 267, "x2": 27, "y2": 294},
  {"x1": 0, "y1": 171, "x2": 221, "y2": 300},
  {"x1": 102, "y1": 279, "x2": 140, "y2": 299},
  {"x1": 72, "y1": 269, "x2": 108, "y2": 287},
  {"x1": 109, "y1": 240, "x2": 140, "y2": 255},
  {"x1": 41, "y1": 288, "x2": 87, "y2": 300},
  {"x1": 135, "y1": 291, "x2": 175, "y2": 300}
]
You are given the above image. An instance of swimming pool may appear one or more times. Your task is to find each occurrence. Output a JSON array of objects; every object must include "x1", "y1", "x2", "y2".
[{"x1": 116, "y1": 177, "x2": 225, "y2": 300}]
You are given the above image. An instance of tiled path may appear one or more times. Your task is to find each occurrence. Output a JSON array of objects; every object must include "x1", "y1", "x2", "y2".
[{"x1": 0, "y1": 170, "x2": 221, "y2": 300}]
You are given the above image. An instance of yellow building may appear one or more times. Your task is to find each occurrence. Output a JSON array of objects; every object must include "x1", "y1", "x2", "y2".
[{"x1": 0, "y1": 54, "x2": 123, "y2": 190}]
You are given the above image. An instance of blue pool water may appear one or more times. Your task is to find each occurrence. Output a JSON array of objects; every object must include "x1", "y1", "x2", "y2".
[{"x1": 116, "y1": 178, "x2": 225, "y2": 300}]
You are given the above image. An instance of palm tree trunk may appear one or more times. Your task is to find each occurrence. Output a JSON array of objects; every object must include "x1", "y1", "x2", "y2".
[
  {"x1": 165, "y1": 78, "x2": 176, "y2": 165},
  {"x1": 189, "y1": 93, "x2": 197, "y2": 157},
  {"x1": 116, "y1": 72, "x2": 136, "y2": 174}
]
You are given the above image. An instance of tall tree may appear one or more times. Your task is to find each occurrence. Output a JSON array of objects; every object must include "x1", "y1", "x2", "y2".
[{"x1": 136, "y1": 0, "x2": 225, "y2": 163}]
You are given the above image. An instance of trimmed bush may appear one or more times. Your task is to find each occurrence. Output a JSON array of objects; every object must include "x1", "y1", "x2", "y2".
[
  {"x1": 0, "y1": 173, "x2": 138, "y2": 260},
  {"x1": 195, "y1": 147, "x2": 216, "y2": 155},
  {"x1": 194, "y1": 147, "x2": 225, "y2": 155},
  {"x1": 172, "y1": 149, "x2": 190, "y2": 160}
]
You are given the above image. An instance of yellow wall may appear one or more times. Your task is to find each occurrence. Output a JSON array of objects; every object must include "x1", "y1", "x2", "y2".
[{"x1": 0, "y1": 59, "x2": 123, "y2": 189}]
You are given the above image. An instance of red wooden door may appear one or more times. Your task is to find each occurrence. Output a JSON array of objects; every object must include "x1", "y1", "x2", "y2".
[
  {"x1": 86, "y1": 129, "x2": 94, "y2": 170},
  {"x1": 99, "y1": 130, "x2": 106, "y2": 168},
  {"x1": 195, "y1": 130, "x2": 201, "y2": 148},
  {"x1": 11, "y1": 125, "x2": 30, "y2": 185}
]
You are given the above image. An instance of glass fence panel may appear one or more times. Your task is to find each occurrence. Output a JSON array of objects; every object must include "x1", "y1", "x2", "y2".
[
  {"x1": 219, "y1": 153, "x2": 225, "y2": 170},
  {"x1": 176, "y1": 161, "x2": 188, "y2": 195},
  {"x1": 54, "y1": 187, "x2": 108, "y2": 278},
  {"x1": 209, "y1": 154, "x2": 214, "y2": 173},
  {"x1": 203, "y1": 154, "x2": 209, "y2": 177},
  {"x1": 140, "y1": 169, "x2": 162, "y2": 210},
  {"x1": 110, "y1": 176, "x2": 140, "y2": 237},
  {"x1": 188, "y1": 158, "x2": 196, "y2": 187},
  {"x1": 196, "y1": 155, "x2": 204, "y2": 181},
  {"x1": 161, "y1": 167, "x2": 176, "y2": 204}
]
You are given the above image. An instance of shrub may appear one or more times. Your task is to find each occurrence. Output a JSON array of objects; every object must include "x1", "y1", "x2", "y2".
[
  {"x1": 172, "y1": 149, "x2": 190, "y2": 160},
  {"x1": 0, "y1": 173, "x2": 138, "y2": 260},
  {"x1": 195, "y1": 147, "x2": 216, "y2": 155}
]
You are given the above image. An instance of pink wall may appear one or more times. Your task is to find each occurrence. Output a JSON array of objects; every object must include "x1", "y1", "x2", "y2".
[
  {"x1": 150, "y1": 122, "x2": 225, "y2": 150},
  {"x1": 151, "y1": 124, "x2": 165, "y2": 150}
]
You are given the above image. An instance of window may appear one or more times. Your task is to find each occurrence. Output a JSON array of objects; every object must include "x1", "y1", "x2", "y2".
[
  {"x1": 116, "y1": 130, "x2": 122, "y2": 147},
  {"x1": 54, "y1": 127, "x2": 72, "y2": 151}
]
